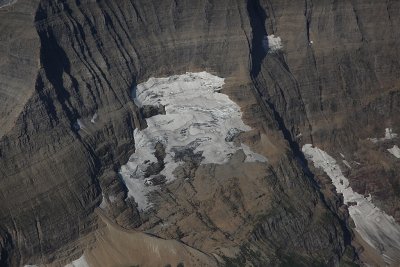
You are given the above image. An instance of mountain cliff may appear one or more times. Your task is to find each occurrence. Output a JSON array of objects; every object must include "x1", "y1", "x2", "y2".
[{"x1": 0, "y1": 0, "x2": 399, "y2": 266}]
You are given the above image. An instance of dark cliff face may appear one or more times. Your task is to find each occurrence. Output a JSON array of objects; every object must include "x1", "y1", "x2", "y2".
[
  {"x1": 0, "y1": 0, "x2": 398, "y2": 266},
  {"x1": 252, "y1": 0, "x2": 400, "y2": 222}
]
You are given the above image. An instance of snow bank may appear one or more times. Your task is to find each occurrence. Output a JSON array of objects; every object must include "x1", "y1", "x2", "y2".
[
  {"x1": 369, "y1": 128, "x2": 398, "y2": 143},
  {"x1": 387, "y1": 145, "x2": 400, "y2": 159},
  {"x1": 121, "y1": 72, "x2": 267, "y2": 211},
  {"x1": 262, "y1": 35, "x2": 283, "y2": 52},
  {"x1": 302, "y1": 144, "x2": 400, "y2": 265}
]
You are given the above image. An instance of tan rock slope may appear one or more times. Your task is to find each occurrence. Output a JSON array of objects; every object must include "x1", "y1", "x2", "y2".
[{"x1": 0, "y1": 0, "x2": 398, "y2": 266}]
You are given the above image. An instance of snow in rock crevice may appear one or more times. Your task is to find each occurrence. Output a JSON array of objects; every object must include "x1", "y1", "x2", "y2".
[
  {"x1": 302, "y1": 144, "x2": 400, "y2": 265},
  {"x1": 387, "y1": 145, "x2": 400, "y2": 159},
  {"x1": 120, "y1": 72, "x2": 267, "y2": 211},
  {"x1": 90, "y1": 113, "x2": 98, "y2": 124},
  {"x1": 369, "y1": 128, "x2": 398, "y2": 143}
]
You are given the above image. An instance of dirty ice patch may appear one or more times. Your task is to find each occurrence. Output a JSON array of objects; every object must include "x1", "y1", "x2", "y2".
[
  {"x1": 120, "y1": 72, "x2": 267, "y2": 211},
  {"x1": 262, "y1": 34, "x2": 283, "y2": 52},
  {"x1": 369, "y1": 128, "x2": 398, "y2": 143},
  {"x1": 388, "y1": 145, "x2": 400, "y2": 159},
  {"x1": 302, "y1": 144, "x2": 400, "y2": 265}
]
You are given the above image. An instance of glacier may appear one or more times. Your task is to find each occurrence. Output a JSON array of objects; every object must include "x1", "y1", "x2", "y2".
[{"x1": 120, "y1": 72, "x2": 267, "y2": 211}]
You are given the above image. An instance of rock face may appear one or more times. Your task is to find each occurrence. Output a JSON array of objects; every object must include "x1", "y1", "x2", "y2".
[
  {"x1": 0, "y1": 0, "x2": 398, "y2": 266},
  {"x1": 251, "y1": 0, "x2": 400, "y2": 222}
]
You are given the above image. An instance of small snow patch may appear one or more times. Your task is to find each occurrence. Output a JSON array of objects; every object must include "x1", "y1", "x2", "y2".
[
  {"x1": 74, "y1": 119, "x2": 85, "y2": 131},
  {"x1": 388, "y1": 145, "x2": 400, "y2": 159},
  {"x1": 263, "y1": 34, "x2": 283, "y2": 52},
  {"x1": 99, "y1": 193, "x2": 107, "y2": 209},
  {"x1": 342, "y1": 160, "x2": 351, "y2": 169},
  {"x1": 24, "y1": 254, "x2": 89, "y2": 267},
  {"x1": 65, "y1": 254, "x2": 89, "y2": 267},
  {"x1": 385, "y1": 128, "x2": 397, "y2": 139},
  {"x1": 90, "y1": 113, "x2": 98, "y2": 123},
  {"x1": 369, "y1": 128, "x2": 398, "y2": 143},
  {"x1": 302, "y1": 144, "x2": 400, "y2": 265}
]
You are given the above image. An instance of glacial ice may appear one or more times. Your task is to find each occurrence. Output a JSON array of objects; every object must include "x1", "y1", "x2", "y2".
[
  {"x1": 302, "y1": 144, "x2": 400, "y2": 265},
  {"x1": 120, "y1": 72, "x2": 267, "y2": 211}
]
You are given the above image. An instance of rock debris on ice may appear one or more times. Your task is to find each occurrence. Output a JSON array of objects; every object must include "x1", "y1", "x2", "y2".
[
  {"x1": 387, "y1": 145, "x2": 400, "y2": 159},
  {"x1": 120, "y1": 72, "x2": 267, "y2": 211},
  {"x1": 302, "y1": 144, "x2": 400, "y2": 265}
]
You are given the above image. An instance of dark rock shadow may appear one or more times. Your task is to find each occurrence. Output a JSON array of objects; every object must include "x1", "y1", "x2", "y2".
[{"x1": 247, "y1": 0, "x2": 268, "y2": 78}]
